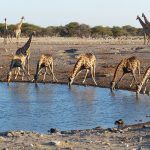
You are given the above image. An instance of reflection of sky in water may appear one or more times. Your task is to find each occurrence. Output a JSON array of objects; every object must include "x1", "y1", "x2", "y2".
[{"x1": 0, "y1": 83, "x2": 149, "y2": 133}]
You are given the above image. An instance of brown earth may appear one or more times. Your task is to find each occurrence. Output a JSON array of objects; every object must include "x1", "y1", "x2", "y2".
[
  {"x1": 0, "y1": 37, "x2": 149, "y2": 93},
  {"x1": 0, "y1": 37, "x2": 150, "y2": 149}
]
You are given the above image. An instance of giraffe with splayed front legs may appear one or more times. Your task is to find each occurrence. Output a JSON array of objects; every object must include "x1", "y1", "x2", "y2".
[
  {"x1": 136, "y1": 66, "x2": 150, "y2": 95},
  {"x1": 14, "y1": 16, "x2": 24, "y2": 44},
  {"x1": 68, "y1": 53, "x2": 97, "y2": 87},
  {"x1": 33, "y1": 54, "x2": 58, "y2": 83},
  {"x1": 15, "y1": 31, "x2": 35, "y2": 75},
  {"x1": 136, "y1": 15, "x2": 150, "y2": 45},
  {"x1": 111, "y1": 56, "x2": 141, "y2": 90}
]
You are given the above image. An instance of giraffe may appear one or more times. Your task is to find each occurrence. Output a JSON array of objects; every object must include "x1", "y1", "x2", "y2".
[
  {"x1": 15, "y1": 31, "x2": 35, "y2": 75},
  {"x1": 3, "y1": 18, "x2": 8, "y2": 51},
  {"x1": 33, "y1": 54, "x2": 58, "y2": 83},
  {"x1": 142, "y1": 13, "x2": 150, "y2": 26},
  {"x1": 14, "y1": 16, "x2": 25, "y2": 43},
  {"x1": 136, "y1": 15, "x2": 150, "y2": 45},
  {"x1": 68, "y1": 53, "x2": 97, "y2": 87},
  {"x1": 136, "y1": 66, "x2": 150, "y2": 95},
  {"x1": 3, "y1": 18, "x2": 13, "y2": 44},
  {"x1": 7, "y1": 54, "x2": 30, "y2": 83},
  {"x1": 111, "y1": 56, "x2": 141, "y2": 90}
]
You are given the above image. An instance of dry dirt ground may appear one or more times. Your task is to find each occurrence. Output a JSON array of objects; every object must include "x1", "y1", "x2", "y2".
[
  {"x1": 0, "y1": 37, "x2": 149, "y2": 92},
  {"x1": 0, "y1": 37, "x2": 150, "y2": 150}
]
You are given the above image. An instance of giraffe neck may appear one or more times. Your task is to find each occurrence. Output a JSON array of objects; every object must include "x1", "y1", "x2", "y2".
[
  {"x1": 18, "y1": 19, "x2": 24, "y2": 29},
  {"x1": 19, "y1": 33, "x2": 33, "y2": 55},
  {"x1": 71, "y1": 59, "x2": 82, "y2": 78},
  {"x1": 143, "y1": 15, "x2": 150, "y2": 24},
  {"x1": 34, "y1": 60, "x2": 42, "y2": 82},
  {"x1": 36, "y1": 61, "x2": 40, "y2": 76},
  {"x1": 112, "y1": 59, "x2": 125, "y2": 82},
  {"x1": 138, "y1": 17, "x2": 146, "y2": 28},
  {"x1": 5, "y1": 21, "x2": 8, "y2": 30},
  {"x1": 139, "y1": 67, "x2": 150, "y2": 88}
]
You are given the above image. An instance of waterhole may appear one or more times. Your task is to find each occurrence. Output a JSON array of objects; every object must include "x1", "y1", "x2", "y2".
[{"x1": 0, "y1": 83, "x2": 149, "y2": 133}]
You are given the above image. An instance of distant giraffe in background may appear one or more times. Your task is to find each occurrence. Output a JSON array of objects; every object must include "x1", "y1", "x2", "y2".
[
  {"x1": 136, "y1": 66, "x2": 150, "y2": 95},
  {"x1": 111, "y1": 56, "x2": 141, "y2": 90},
  {"x1": 3, "y1": 18, "x2": 8, "y2": 51},
  {"x1": 3, "y1": 18, "x2": 13, "y2": 45},
  {"x1": 15, "y1": 31, "x2": 35, "y2": 75},
  {"x1": 14, "y1": 16, "x2": 24, "y2": 44},
  {"x1": 33, "y1": 54, "x2": 58, "y2": 83},
  {"x1": 68, "y1": 53, "x2": 97, "y2": 87},
  {"x1": 142, "y1": 13, "x2": 150, "y2": 26},
  {"x1": 136, "y1": 15, "x2": 150, "y2": 44}
]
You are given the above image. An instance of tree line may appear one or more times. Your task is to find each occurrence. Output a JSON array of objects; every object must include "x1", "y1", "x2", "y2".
[{"x1": 0, "y1": 22, "x2": 143, "y2": 38}]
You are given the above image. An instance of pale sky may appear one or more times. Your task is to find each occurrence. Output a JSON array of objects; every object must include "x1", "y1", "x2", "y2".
[{"x1": 1, "y1": 0, "x2": 150, "y2": 27}]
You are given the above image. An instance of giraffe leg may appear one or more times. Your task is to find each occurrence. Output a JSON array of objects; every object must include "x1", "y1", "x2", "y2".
[
  {"x1": 115, "y1": 73, "x2": 125, "y2": 88},
  {"x1": 15, "y1": 67, "x2": 21, "y2": 79},
  {"x1": 16, "y1": 32, "x2": 20, "y2": 47},
  {"x1": 144, "y1": 33, "x2": 146, "y2": 45},
  {"x1": 93, "y1": 63, "x2": 97, "y2": 85},
  {"x1": 129, "y1": 76, "x2": 135, "y2": 87},
  {"x1": 42, "y1": 67, "x2": 47, "y2": 82},
  {"x1": 27, "y1": 55, "x2": 30, "y2": 75},
  {"x1": 51, "y1": 62, "x2": 58, "y2": 82},
  {"x1": 75, "y1": 70, "x2": 82, "y2": 78},
  {"x1": 7, "y1": 71, "x2": 12, "y2": 84},
  {"x1": 20, "y1": 66, "x2": 30, "y2": 81},
  {"x1": 143, "y1": 78, "x2": 149, "y2": 94},
  {"x1": 3, "y1": 38, "x2": 8, "y2": 52},
  {"x1": 82, "y1": 69, "x2": 89, "y2": 84},
  {"x1": 48, "y1": 65, "x2": 58, "y2": 82},
  {"x1": 33, "y1": 68, "x2": 43, "y2": 82},
  {"x1": 137, "y1": 63, "x2": 141, "y2": 82},
  {"x1": 130, "y1": 72, "x2": 138, "y2": 87},
  {"x1": 91, "y1": 66, "x2": 97, "y2": 85}
]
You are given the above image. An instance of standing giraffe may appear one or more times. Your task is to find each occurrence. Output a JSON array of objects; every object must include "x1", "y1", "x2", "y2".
[
  {"x1": 142, "y1": 13, "x2": 150, "y2": 26},
  {"x1": 15, "y1": 31, "x2": 35, "y2": 75},
  {"x1": 3, "y1": 18, "x2": 8, "y2": 51},
  {"x1": 68, "y1": 53, "x2": 97, "y2": 87},
  {"x1": 14, "y1": 16, "x2": 25, "y2": 43},
  {"x1": 33, "y1": 54, "x2": 58, "y2": 83},
  {"x1": 3, "y1": 18, "x2": 12, "y2": 45},
  {"x1": 111, "y1": 56, "x2": 141, "y2": 90},
  {"x1": 136, "y1": 15, "x2": 150, "y2": 45},
  {"x1": 136, "y1": 66, "x2": 150, "y2": 95}
]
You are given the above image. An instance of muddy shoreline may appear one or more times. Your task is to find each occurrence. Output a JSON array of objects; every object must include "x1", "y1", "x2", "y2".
[{"x1": 0, "y1": 122, "x2": 150, "y2": 150}]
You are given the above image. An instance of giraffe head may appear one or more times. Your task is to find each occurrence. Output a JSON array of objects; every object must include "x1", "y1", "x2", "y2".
[
  {"x1": 21, "y1": 16, "x2": 25, "y2": 20},
  {"x1": 110, "y1": 81, "x2": 116, "y2": 90},
  {"x1": 68, "y1": 76, "x2": 74, "y2": 88},
  {"x1": 142, "y1": 13, "x2": 145, "y2": 18},
  {"x1": 136, "y1": 15, "x2": 140, "y2": 20},
  {"x1": 68, "y1": 71, "x2": 74, "y2": 87},
  {"x1": 32, "y1": 31, "x2": 36, "y2": 35},
  {"x1": 136, "y1": 83, "x2": 141, "y2": 95},
  {"x1": 34, "y1": 74, "x2": 38, "y2": 83}
]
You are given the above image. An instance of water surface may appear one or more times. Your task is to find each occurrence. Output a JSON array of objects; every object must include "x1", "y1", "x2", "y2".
[{"x1": 0, "y1": 83, "x2": 149, "y2": 133}]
